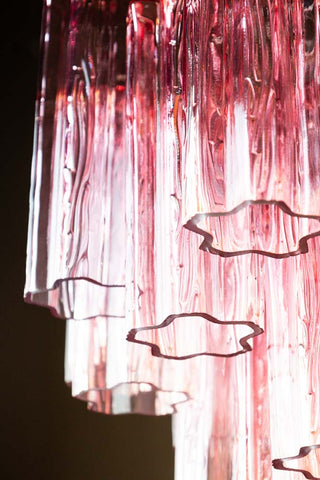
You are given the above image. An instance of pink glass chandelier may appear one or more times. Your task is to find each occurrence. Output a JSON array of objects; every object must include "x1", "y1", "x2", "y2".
[{"x1": 25, "y1": 0, "x2": 320, "y2": 478}]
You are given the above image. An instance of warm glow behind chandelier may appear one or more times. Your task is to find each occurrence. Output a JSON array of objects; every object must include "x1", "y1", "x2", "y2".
[{"x1": 25, "y1": 0, "x2": 320, "y2": 478}]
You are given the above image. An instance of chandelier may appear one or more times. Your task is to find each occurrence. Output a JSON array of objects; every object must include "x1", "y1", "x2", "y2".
[{"x1": 25, "y1": 1, "x2": 320, "y2": 478}]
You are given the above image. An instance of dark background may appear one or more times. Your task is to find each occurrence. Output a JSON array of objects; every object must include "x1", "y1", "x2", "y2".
[{"x1": 0, "y1": 2, "x2": 174, "y2": 479}]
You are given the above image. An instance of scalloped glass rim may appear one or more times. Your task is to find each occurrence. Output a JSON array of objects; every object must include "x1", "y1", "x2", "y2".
[
  {"x1": 66, "y1": 381, "x2": 190, "y2": 416},
  {"x1": 272, "y1": 444, "x2": 320, "y2": 480},
  {"x1": 24, "y1": 277, "x2": 126, "y2": 319},
  {"x1": 184, "y1": 200, "x2": 320, "y2": 258},
  {"x1": 127, "y1": 312, "x2": 264, "y2": 360}
]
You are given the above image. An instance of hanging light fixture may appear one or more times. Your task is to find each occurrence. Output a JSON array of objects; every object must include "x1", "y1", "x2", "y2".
[{"x1": 25, "y1": 1, "x2": 320, "y2": 479}]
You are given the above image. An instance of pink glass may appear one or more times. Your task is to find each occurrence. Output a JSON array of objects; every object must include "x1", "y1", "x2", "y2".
[
  {"x1": 168, "y1": 0, "x2": 320, "y2": 256},
  {"x1": 125, "y1": 0, "x2": 159, "y2": 328},
  {"x1": 171, "y1": 239, "x2": 320, "y2": 480},
  {"x1": 24, "y1": 2, "x2": 320, "y2": 480},
  {"x1": 273, "y1": 445, "x2": 320, "y2": 479},
  {"x1": 61, "y1": 1, "x2": 210, "y2": 417},
  {"x1": 25, "y1": 0, "x2": 129, "y2": 319},
  {"x1": 64, "y1": 316, "x2": 190, "y2": 415},
  {"x1": 172, "y1": 331, "x2": 271, "y2": 480},
  {"x1": 265, "y1": 239, "x2": 320, "y2": 470},
  {"x1": 128, "y1": 312, "x2": 262, "y2": 359}
]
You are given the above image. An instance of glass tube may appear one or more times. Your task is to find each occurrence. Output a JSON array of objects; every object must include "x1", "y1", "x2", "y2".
[
  {"x1": 25, "y1": 0, "x2": 130, "y2": 319},
  {"x1": 171, "y1": 239, "x2": 320, "y2": 480},
  {"x1": 25, "y1": 3, "x2": 320, "y2": 478},
  {"x1": 168, "y1": 0, "x2": 320, "y2": 257}
]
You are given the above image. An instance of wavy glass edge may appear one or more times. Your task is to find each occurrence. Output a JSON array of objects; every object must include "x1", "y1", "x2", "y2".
[
  {"x1": 272, "y1": 444, "x2": 320, "y2": 480},
  {"x1": 24, "y1": 277, "x2": 126, "y2": 319},
  {"x1": 66, "y1": 381, "x2": 190, "y2": 416},
  {"x1": 184, "y1": 200, "x2": 320, "y2": 258},
  {"x1": 127, "y1": 312, "x2": 264, "y2": 360}
]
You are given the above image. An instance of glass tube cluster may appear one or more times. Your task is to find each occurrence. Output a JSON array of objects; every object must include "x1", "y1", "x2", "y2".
[{"x1": 25, "y1": 1, "x2": 320, "y2": 478}]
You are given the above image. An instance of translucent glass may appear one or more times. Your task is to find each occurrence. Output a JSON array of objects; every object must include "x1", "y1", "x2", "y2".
[
  {"x1": 125, "y1": 0, "x2": 160, "y2": 329},
  {"x1": 25, "y1": 0, "x2": 130, "y2": 318},
  {"x1": 126, "y1": 1, "x2": 265, "y2": 348},
  {"x1": 127, "y1": 238, "x2": 265, "y2": 360},
  {"x1": 65, "y1": 1, "x2": 270, "y2": 413},
  {"x1": 171, "y1": 239, "x2": 320, "y2": 480},
  {"x1": 128, "y1": 312, "x2": 262, "y2": 359},
  {"x1": 25, "y1": 2, "x2": 320, "y2": 479},
  {"x1": 65, "y1": 315, "x2": 205, "y2": 415},
  {"x1": 168, "y1": 0, "x2": 320, "y2": 256},
  {"x1": 273, "y1": 445, "x2": 320, "y2": 479},
  {"x1": 64, "y1": 244, "x2": 268, "y2": 416},
  {"x1": 265, "y1": 239, "x2": 320, "y2": 470},
  {"x1": 171, "y1": 296, "x2": 270, "y2": 480},
  {"x1": 172, "y1": 369, "x2": 215, "y2": 480}
]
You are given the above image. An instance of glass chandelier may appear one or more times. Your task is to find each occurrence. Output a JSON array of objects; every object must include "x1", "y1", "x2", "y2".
[{"x1": 25, "y1": 1, "x2": 320, "y2": 478}]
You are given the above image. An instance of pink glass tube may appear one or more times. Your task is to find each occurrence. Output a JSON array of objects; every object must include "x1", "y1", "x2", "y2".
[
  {"x1": 25, "y1": 0, "x2": 130, "y2": 319},
  {"x1": 63, "y1": 235, "x2": 271, "y2": 423},
  {"x1": 167, "y1": 0, "x2": 320, "y2": 256},
  {"x1": 25, "y1": 3, "x2": 320, "y2": 478},
  {"x1": 172, "y1": 369, "x2": 216, "y2": 480},
  {"x1": 126, "y1": 1, "x2": 264, "y2": 343},
  {"x1": 127, "y1": 1, "x2": 266, "y2": 355},
  {"x1": 64, "y1": 316, "x2": 193, "y2": 415},
  {"x1": 64, "y1": 245, "x2": 269, "y2": 417},
  {"x1": 171, "y1": 239, "x2": 320, "y2": 480},
  {"x1": 265, "y1": 239, "x2": 320, "y2": 474},
  {"x1": 170, "y1": 311, "x2": 271, "y2": 480},
  {"x1": 63, "y1": 0, "x2": 265, "y2": 417},
  {"x1": 125, "y1": 0, "x2": 160, "y2": 327},
  {"x1": 63, "y1": 2, "x2": 212, "y2": 413},
  {"x1": 64, "y1": 1, "x2": 269, "y2": 413}
]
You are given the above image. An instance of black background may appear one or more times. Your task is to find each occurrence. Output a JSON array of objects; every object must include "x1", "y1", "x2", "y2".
[{"x1": 0, "y1": 2, "x2": 174, "y2": 479}]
